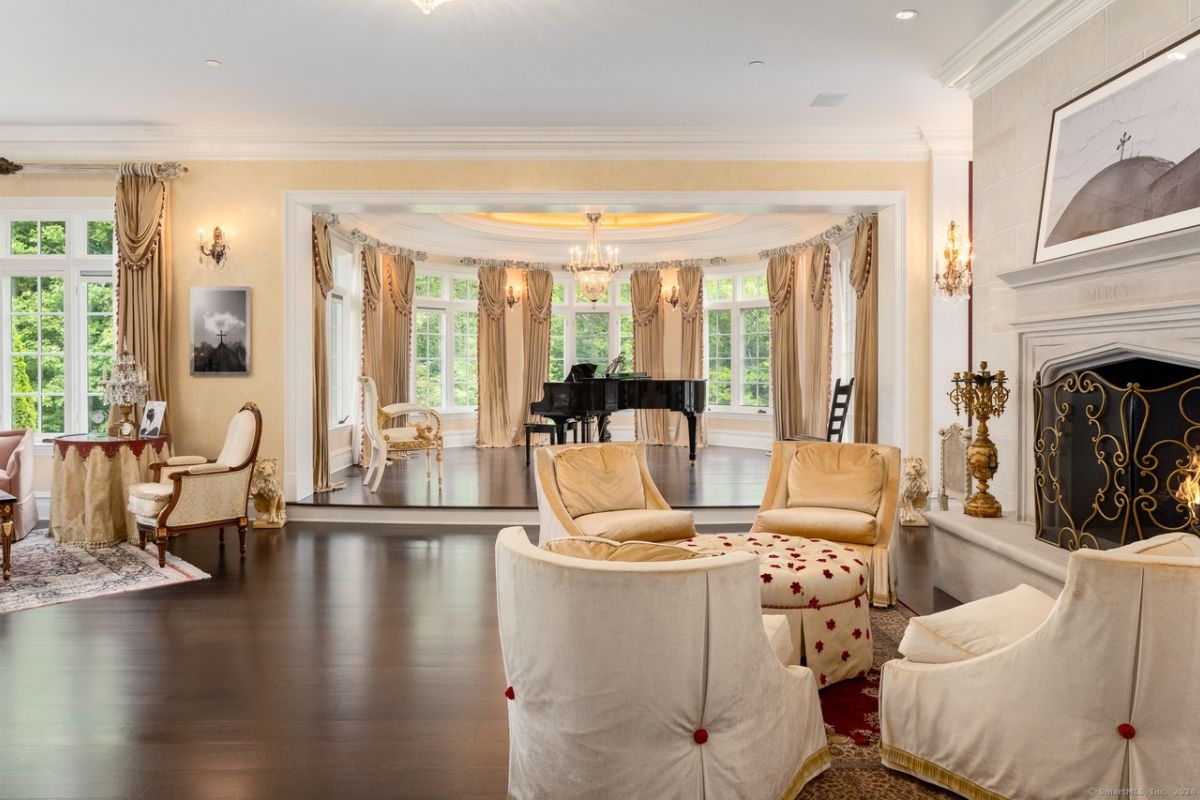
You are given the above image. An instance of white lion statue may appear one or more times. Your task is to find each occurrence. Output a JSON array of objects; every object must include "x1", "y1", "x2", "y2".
[
  {"x1": 899, "y1": 456, "x2": 931, "y2": 527},
  {"x1": 250, "y1": 457, "x2": 287, "y2": 529}
]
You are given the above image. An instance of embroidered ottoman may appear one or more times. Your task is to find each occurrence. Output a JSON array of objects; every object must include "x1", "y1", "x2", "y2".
[{"x1": 676, "y1": 533, "x2": 872, "y2": 687}]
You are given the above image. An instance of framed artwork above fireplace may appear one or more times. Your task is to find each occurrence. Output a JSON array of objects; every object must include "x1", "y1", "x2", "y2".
[{"x1": 1034, "y1": 28, "x2": 1200, "y2": 263}]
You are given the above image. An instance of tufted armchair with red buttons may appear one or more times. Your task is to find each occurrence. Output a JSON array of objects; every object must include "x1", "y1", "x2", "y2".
[
  {"x1": 495, "y1": 526, "x2": 830, "y2": 800},
  {"x1": 879, "y1": 531, "x2": 1200, "y2": 798}
]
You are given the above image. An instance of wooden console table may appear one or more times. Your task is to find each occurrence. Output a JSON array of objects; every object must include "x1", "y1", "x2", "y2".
[
  {"x1": 0, "y1": 489, "x2": 14, "y2": 580},
  {"x1": 49, "y1": 435, "x2": 171, "y2": 547}
]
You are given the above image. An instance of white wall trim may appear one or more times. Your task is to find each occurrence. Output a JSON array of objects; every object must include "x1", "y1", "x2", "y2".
[
  {"x1": 705, "y1": 430, "x2": 775, "y2": 451},
  {"x1": 0, "y1": 125, "x2": 962, "y2": 163},
  {"x1": 938, "y1": 0, "x2": 1115, "y2": 98},
  {"x1": 282, "y1": 190, "x2": 912, "y2": 502}
]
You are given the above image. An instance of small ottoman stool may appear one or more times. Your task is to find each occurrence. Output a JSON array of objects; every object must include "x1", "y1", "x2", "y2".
[{"x1": 677, "y1": 533, "x2": 872, "y2": 687}]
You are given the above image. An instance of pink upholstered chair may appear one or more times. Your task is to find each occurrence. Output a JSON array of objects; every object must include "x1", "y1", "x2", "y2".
[{"x1": 0, "y1": 429, "x2": 37, "y2": 540}]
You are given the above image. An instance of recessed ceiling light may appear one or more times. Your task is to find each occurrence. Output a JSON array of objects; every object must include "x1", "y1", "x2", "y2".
[
  {"x1": 895, "y1": 9, "x2": 918, "y2": 20},
  {"x1": 1166, "y1": 51, "x2": 1187, "y2": 61},
  {"x1": 204, "y1": 59, "x2": 222, "y2": 67},
  {"x1": 811, "y1": 93, "x2": 849, "y2": 108},
  {"x1": 748, "y1": 60, "x2": 765, "y2": 67}
]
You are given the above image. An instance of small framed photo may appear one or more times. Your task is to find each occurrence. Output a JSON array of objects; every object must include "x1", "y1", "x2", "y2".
[
  {"x1": 140, "y1": 401, "x2": 166, "y2": 437},
  {"x1": 190, "y1": 286, "x2": 251, "y2": 375}
]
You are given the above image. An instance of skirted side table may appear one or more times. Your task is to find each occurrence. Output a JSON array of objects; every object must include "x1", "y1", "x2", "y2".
[{"x1": 50, "y1": 435, "x2": 171, "y2": 547}]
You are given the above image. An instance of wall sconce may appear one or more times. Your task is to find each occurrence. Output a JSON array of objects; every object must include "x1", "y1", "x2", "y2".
[
  {"x1": 506, "y1": 284, "x2": 521, "y2": 308},
  {"x1": 198, "y1": 225, "x2": 232, "y2": 270},
  {"x1": 934, "y1": 220, "x2": 972, "y2": 301},
  {"x1": 662, "y1": 284, "x2": 680, "y2": 308}
]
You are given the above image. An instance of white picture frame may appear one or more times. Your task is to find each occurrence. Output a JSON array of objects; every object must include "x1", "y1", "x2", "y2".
[
  {"x1": 1035, "y1": 29, "x2": 1200, "y2": 264},
  {"x1": 139, "y1": 400, "x2": 166, "y2": 437}
]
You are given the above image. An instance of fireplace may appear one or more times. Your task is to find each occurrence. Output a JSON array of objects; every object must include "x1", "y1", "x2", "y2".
[{"x1": 1033, "y1": 357, "x2": 1200, "y2": 550}]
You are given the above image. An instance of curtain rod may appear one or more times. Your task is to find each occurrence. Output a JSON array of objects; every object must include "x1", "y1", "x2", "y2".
[
  {"x1": 0, "y1": 157, "x2": 187, "y2": 178},
  {"x1": 628, "y1": 257, "x2": 727, "y2": 272},
  {"x1": 758, "y1": 213, "x2": 872, "y2": 259},
  {"x1": 459, "y1": 257, "x2": 557, "y2": 271},
  {"x1": 314, "y1": 214, "x2": 427, "y2": 261}
]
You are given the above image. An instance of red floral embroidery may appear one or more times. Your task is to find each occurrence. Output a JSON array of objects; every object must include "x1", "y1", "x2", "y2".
[
  {"x1": 790, "y1": 582, "x2": 802, "y2": 595},
  {"x1": 768, "y1": 553, "x2": 779, "y2": 559},
  {"x1": 1117, "y1": 724, "x2": 1136, "y2": 740},
  {"x1": 823, "y1": 569, "x2": 834, "y2": 579},
  {"x1": 858, "y1": 575, "x2": 865, "y2": 585},
  {"x1": 854, "y1": 596, "x2": 862, "y2": 608},
  {"x1": 723, "y1": 542, "x2": 732, "y2": 547},
  {"x1": 819, "y1": 673, "x2": 827, "y2": 685},
  {"x1": 840, "y1": 565, "x2": 852, "y2": 573},
  {"x1": 840, "y1": 650, "x2": 850, "y2": 662},
  {"x1": 808, "y1": 597, "x2": 821, "y2": 609},
  {"x1": 815, "y1": 640, "x2": 824, "y2": 653},
  {"x1": 760, "y1": 573, "x2": 773, "y2": 583},
  {"x1": 826, "y1": 618, "x2": 837, "y2": 630},
  {"x1": 852, "y1": 628, "x2": 863, "y2": 640}
]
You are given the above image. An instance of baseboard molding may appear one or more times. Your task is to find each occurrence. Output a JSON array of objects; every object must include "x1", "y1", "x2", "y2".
[
  {"x1": 705, "y1": 430, "x2": 775, "y2": 450},
  {"x1": 444, "y1": 430, "x2": 476, "y2": 448},
  {"x1": 330, "y1": 446, "x2": 356, "y2": 474},
  {"x1": 35, "y1": 490, "x2": 50, "y2": 522}
]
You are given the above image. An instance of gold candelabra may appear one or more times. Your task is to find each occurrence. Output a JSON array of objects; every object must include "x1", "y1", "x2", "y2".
[{"x1": 949, "y1": 361, "x2": 1010, "y2": 517}]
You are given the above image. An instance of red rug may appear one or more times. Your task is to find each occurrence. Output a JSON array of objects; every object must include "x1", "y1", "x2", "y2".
[{"x1": 798, "y1": 605, "x2": 955, "y2": 799}]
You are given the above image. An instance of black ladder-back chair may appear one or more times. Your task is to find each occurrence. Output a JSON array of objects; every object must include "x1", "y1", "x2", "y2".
[{"x1": 785, "y1": 377, "x2": 855, "y2": 443}]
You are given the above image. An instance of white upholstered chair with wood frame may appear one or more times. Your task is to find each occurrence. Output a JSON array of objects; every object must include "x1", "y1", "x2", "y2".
[
  {"x1": 533, "y1": 442, "x2": 696, "y2": 546},
  {"x1": 880, "y1": 532, "x2": 1200, "y2": 799},
  {"x1": 752, "y1": 440, "x2": 901, "y2": 606},
  {"x1": 359, "y1": 376, "x2": 443, "y2": 492},
  {"x1": 127, "y1": 402, "x2": 262, "y2": 567},
  {"x1": 496, "y1": 526, "x2": 830, "y2": 800},
  {"x1": 0, "y1": 429, "x2": 37, "y2": 541}
]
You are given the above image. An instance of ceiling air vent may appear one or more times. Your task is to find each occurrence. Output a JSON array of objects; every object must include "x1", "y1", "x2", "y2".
[{"x1": 810, "y1": 93, "x2": 848, "y2": 108}]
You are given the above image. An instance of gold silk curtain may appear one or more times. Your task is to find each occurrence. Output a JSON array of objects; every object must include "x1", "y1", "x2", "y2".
[
  {"x1": 115, "y1": 164, "x2": 171, "y2": 430},
  {"x1": 767, "y1": 253, "x2": 803, "y2": 440},
  {"x1": 802, "y1": 244, "x2": 833, "y2": 437},
  {"x1": 512, "y1": 269, "x2": 554, "y2": 443},
  {"x1": 310, "y1": 216, "x2": 343, "y2": 493},
  {"x1": 384, "y1": 254, "x2": 415, "y2": 408},
  {"x1": 676, "y1": 265, "x2": 705, "y2": 447},
  {"x1": 850, "y1": 216, "x2": 880, "y2": 443},
  {"x1": 477, "y1": 266, "x2": 511, "y2": 447},
  {"x1": 631, "y1": 269, "x2": 669, "y2": 444},
  {"x1": 359, "y1": 244, "x2": 382, "y2": 461}
]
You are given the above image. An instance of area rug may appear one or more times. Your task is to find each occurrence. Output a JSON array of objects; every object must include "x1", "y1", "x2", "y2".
[
  {"x1": 0, "y1": 530, "x2": 209, "y2": 614},
  {"x1": 799, "y1": 604, "x2": 955, "y2": 799}
]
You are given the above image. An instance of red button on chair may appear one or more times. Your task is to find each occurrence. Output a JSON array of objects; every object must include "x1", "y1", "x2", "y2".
[
  {"x1": 1117, "y1": 723, "x2": 1136, "y2": 739},
  {"x1": 693, "y1": 729, "x2": 708, "y2": 745}
]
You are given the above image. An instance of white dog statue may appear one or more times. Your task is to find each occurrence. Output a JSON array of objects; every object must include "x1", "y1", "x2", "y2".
[
  {"x1": 250, "y1": 457, "x2": 287, "y2": 529},
  {"x1": 899, "y1": 456, "x2": 931, "y2": 527}
]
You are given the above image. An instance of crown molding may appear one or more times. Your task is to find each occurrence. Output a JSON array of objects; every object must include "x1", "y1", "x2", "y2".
[
  {"x1": 938, "y1": 0, "x2": 1115, "y2": 98},
  {"x1": 0, "y1": 125, "x2": 954, "y2": 162},
  {"x1": 921, "y1": 128, "x2": 974, "y2": 160}
]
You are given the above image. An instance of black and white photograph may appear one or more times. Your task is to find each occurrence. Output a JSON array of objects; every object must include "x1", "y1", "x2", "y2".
[
  {"x1": 190, "y1": 286, "x2": 251, "y2": 375},
  {"x1": 1036, "y1": 30, "x2": 1200, "y2": 263},
  {"x1": 139, "y1": 400, "x2": 166, "y2": 437}
]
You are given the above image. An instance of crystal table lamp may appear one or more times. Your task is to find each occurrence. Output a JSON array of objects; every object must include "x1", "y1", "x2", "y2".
[{"x1": 102, "y1": 351, "x2": 150, "y2": 437}]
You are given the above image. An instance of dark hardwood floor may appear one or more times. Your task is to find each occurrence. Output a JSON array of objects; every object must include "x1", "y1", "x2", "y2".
[
  {"x1": 0, "y1": 520, "x2": 953, "y2": 800},
  {"x1": 291, "y1": 444, "x2": 770, "y2": 509}
]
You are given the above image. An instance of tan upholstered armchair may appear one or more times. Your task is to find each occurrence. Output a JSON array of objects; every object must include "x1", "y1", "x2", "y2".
[
  {"x1": 0, "y1": 429, "x2": 37, "y2": 540},
  {"x1": 359, "y1": 376, "x2": 443, "y2": 492},
  {"x1": 752, "y1": 441, "x2": 901, "y2": 606},
  {"x1": 533, "y1": 442, "x2": 696, "y2": 546},
  {"x1": 127, "y1": 403, "x2": 262, "y2": 567}
]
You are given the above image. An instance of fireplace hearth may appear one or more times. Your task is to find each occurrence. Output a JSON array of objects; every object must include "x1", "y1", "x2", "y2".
[{"x1": 1033, "y1": 357, "x2": 1200, "y2": 550}]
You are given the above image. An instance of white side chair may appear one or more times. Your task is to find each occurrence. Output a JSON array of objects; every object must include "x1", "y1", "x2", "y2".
[
  {"x1": 359, "y1": 376, "x2": 443, "y2": 492},
  {"x1": 880, "y1": 532, "x2": 1200, "y2": 799},
  {"x1": 495, "y1": 526, "x2": 830, "y2": 800}
]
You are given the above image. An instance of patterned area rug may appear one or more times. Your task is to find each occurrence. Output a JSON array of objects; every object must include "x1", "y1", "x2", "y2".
[
  {"x1": 799, "y1": 604, "x2": 955, "y2": 799},
  {"x1": 0, "y1": 530, "x2": 209, "y2": 614}
]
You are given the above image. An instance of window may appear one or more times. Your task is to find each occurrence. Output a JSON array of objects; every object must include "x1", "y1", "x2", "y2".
[
  {"x1": 412, "y1": 269, "x2": 477, "y2": 411},
  {"x1": 551, "y1": 276, "x2": 631, "y2": 375},
  {"x1": 703, "y1": 265, "x2": 772, "y2": 413},
  {"x1": 831, "y1": 251, "x2": 857, "y2": 440},
  {"x1": 549, "y1": 312, "x2": 566, "y2": 381},
  {"x1": 326, "y1": 240, "x2": 358, "y2": 428},
  {"x1": 1, "y1": 204, "x2": 117, "y2": 436},
  {"x1": 574, "y1": 311, "x2": 611, "y2": 365}
]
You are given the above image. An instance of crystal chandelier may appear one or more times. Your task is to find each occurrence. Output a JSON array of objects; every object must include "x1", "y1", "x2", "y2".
[
  {"x1": 566, "y1": 213, "x2": 621, "y2": 303},
  {"x1": 934, "y1": 221, "x2": 973, "y2": 301},
  {"x1": 411, "y1": 0, "x2": 453, "y2": 14}
]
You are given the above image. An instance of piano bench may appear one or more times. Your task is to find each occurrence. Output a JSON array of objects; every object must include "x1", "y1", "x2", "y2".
[{"x1": 525, "y1": 422, "x2": 570, "y2": 465}]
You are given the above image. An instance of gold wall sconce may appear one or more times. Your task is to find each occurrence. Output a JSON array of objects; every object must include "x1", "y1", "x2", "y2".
[
  {"x1": 934, "y1": 220, "x2": 972, "y2": 301},
  {"x1": 198, "y1": 226, "x2": 233, "y2": 270},
  {"x1": 506, "y1": 284, "x2": 521, "y2": 308},
  {"x1": 663, "y1": 284, "x2": 680, "y2": 308}
]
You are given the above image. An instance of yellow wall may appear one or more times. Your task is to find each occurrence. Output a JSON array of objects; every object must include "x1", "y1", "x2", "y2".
[{"x1": 1, "y1": 159, "x2": 931, "y2": 494}]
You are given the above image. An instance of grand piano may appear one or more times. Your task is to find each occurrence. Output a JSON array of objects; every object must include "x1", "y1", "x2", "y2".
[{"x1": 530, "y1": 367, "x2": 707, "y2": 462}]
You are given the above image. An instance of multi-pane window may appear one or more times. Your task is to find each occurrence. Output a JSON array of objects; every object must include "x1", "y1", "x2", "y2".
[
  {"x1": 452, "y1": 310, "x2": 478, "y2": 407},
  {"x1": 706, "y1": 309, "x2": 732, "y2": 406},
  {"x1": 618, "y1": 313, "x2": 633, "y2": 365},
  {"x1": 415, "y1": 275, "x2": 442, "y2": 299},
  {"x1": 327, "y1": 242, "x2": 358, "y2": 428},
  {"x1": 703, "y1": 268, "x2": 772, "y2": 413},
  {"x1": 549, "y1": 313, "x2": 566, "y2": 381},
  {"x1": 831, "y1": 252, "x2": 857, "y2": 440},
  {"x1": 574, "y1": 311, "x2": 611, "y2": 365},
  {"x1": 2, "y1": 205, "x2": 116, "y2": 436},
  {"x1": 414, "y1": 310, "x2": 444, "y2": 408}
]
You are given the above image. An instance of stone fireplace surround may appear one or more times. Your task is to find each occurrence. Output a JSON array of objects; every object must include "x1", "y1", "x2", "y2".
[{"x1": 928, "y1": 227, "x2": 1200, "y2": 603}]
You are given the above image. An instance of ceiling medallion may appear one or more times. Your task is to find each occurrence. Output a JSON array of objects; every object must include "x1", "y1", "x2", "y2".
[
  {"x1": 565, "y1": 213, "x2": 621, "y2": 303},
  {"x1": 411, "y1": 0, "x2": 454, "y2": 14}
]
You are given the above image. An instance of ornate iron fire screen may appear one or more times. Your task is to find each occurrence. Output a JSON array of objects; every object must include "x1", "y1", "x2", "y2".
[{"x1": 1033, "y1": 358, "x2": 1200, "y2": 550}]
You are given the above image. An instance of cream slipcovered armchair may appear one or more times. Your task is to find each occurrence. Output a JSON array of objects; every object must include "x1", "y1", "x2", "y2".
[
  {"x1": 496, "y1": 526, "x2": 830, "y2": 799},
  {"x1": 359, "y1": 376, "x2": 442, "y2": 492},
  {"x1": 880, "y1": 532, "x2": 1200, "y2": 799},
  {"x1": 752, "y1": 441, "x2": 900, "y2": 606},
  {"x1": 127, "y1": 403, "x2": 261, "y2": 567},
  {"x1": 0, "y1": 429, "x2": 36, "y2": 540},
  {"x1": 533, "y1": 442, "x2": 696, "y2": 545}
]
